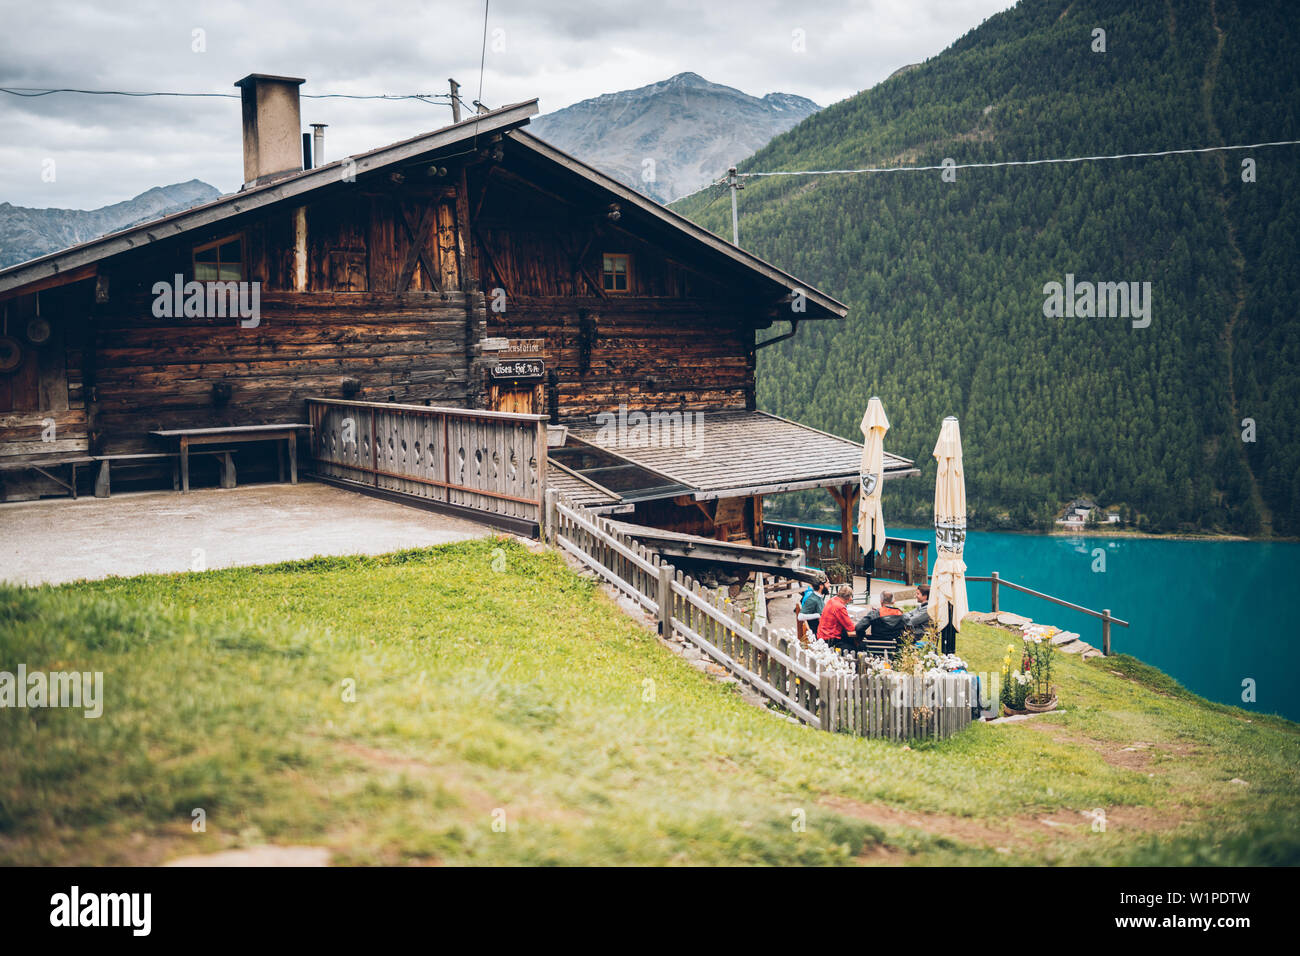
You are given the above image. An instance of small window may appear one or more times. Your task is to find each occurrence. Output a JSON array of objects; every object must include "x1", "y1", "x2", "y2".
[
  {"x1": 602, "y1": 253, "x2": 629, "y2": 292},
  {"x1": 193, "y1": 236, "x2": 245, "y2": 281}
]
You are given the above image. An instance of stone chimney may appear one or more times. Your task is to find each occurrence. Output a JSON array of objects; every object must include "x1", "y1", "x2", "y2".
[{"x1": 234, "y1": 73, "x2": 306, "y2": 187}]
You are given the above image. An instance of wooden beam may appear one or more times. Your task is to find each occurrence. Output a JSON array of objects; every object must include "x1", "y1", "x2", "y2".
[
  {"x1": 473, "y1": 224, "x2": 509, "y2": 297},
  {"x1": 396, "y1": 204, "x2": 440, "y2": 292},
  {"x1": 834, "y1": 482, "x2": 854, "y2": 566},
  {"x1": 455, "y1": 166, "x2": 474, "y2": 290},
  {"x1": 0, "y1": 264, "x2": 96, "y2": 303}
]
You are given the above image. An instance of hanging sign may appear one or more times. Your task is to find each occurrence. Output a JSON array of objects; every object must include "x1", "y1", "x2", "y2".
[{"x1": 489, "y1": 359, "x2": 545, "y2": 383}]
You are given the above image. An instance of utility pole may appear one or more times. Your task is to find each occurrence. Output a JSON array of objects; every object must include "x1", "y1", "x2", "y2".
[
  {"x1": 448, "y1": 78, "x2": 461, "y2": 123},
  {"x1": 727, "y1": 166, "x2": 742, "y2": 245}
]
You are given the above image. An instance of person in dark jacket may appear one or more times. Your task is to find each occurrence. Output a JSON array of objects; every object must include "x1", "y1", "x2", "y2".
[{"x1": 856, "y1": 591, "x2": 908, "y2": 654}]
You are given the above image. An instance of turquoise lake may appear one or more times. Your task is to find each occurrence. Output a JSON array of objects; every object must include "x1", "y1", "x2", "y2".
[{"x1": 808, "y1": 523, "x2": 1300, "y2": 722}]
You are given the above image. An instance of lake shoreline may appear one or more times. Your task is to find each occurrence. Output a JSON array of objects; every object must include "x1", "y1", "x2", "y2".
[{"x1": 773, "y1": 512, "x2": 1289, "y2": 543}]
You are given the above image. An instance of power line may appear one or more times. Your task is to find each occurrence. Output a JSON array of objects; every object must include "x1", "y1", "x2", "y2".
[
  {"x1": 734, "y1": 139, "x2": 1300, "y2": 180},
  {"x1": 476, "y1": 0, "x2": 491, "y2": 112},
  {"x1": 0, "y1": 86, "x2": 453, "y2": 102},
  {"x1": 670, "y1": 137, "x2": 1300, "y2": 207}
]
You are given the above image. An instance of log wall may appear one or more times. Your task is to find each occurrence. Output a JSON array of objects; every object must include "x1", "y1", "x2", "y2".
[{"x1": 1, "y1": 151, "x2": 774, "y2": 471}]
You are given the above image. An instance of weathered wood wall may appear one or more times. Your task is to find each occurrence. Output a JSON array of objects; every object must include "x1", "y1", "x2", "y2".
[
  {"x1": 89, "y1": 291, "x2": 478, "y2": 455},
  {"x1": 1, "y1": 146, "x2": 776, "y2": 470},
  {"x1": 469, "y1": 161, "x2": 764, "y2": 420}
]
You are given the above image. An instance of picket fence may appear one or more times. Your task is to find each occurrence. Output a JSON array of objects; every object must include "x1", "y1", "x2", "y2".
[{"x1": 546, "y1": 489, "x2": 978, "y2": 741}]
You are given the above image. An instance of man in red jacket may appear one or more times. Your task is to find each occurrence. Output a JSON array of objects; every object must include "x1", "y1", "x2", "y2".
[{"x1": 817, "y1": 584, "x2": 860, "y2": 649}]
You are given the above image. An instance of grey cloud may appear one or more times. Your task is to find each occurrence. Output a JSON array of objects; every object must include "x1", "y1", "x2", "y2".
[{"x1": 0, "y1": 0, "x2": 1013, "y2": 209}]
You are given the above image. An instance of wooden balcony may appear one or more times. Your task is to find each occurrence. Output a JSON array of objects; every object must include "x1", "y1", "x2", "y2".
[{"x1": 762, "y1": 520, "x2": 929, "y2": 586}]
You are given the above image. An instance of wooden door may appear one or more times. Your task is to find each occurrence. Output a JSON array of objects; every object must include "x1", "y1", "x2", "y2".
[{"x1": 493, "y1": 387, "x2": 535, "y2": 415}]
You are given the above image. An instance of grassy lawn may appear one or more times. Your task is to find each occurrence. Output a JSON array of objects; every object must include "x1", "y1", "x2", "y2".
[{"x1": 2, "y1": 536, "x2": 1297, "y2": 865}]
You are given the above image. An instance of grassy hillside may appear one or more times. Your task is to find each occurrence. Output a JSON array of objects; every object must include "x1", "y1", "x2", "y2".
[
  {"x1": 2, "y1": 537, "x2": 1297, "y2": 865},
  {"x1": 674, "y1": 0, "x2": 1300, "y2": 536}
]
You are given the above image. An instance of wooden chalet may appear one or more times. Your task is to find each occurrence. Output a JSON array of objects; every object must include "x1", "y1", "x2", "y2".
[{"x1": 0, "y1": 73, "x2": 920, "y2": 582}]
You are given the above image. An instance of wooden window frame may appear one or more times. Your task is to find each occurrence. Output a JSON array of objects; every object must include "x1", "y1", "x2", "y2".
[
  {"x1": 601, "y1": 253, "x2": 631, "y2": 293},
  {"x1": 192, "y1": 233, "x2": 247, "y2": 283}
]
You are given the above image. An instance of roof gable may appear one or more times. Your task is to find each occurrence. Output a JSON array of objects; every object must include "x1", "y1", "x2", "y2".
[{"x1": 0, "y1": 100, "x2": 847, "y2": 320}]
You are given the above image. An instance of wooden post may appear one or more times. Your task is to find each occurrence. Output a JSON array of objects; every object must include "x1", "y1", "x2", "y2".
[
  {"x1": 658, "y1": 563, "x2": 674, "y2": 639},
  {"x1": 829, "y1": 483, "x2": 855, "y2": 566},
  {"x1": 991, "y1": 571, "x2": 1000, "y2": 613},
  {"x1": 535, "y1": 416, "x2": 548, "y2": 535},
  {"x1": 94, "y1": 460, "x2": 110, "y2": 498},
  {"x1": 544, "y1": 488, "x2": 558, "y2": 546},
  {"x1": 1102, "y1": 608, "x2": 1112, "y2": 656},
  {"x1": 820, "y1": 673, "x2": 834, "y2": 732},
  {"x1": 179, "y1": 436, "x2": 190, "y2": 493}
]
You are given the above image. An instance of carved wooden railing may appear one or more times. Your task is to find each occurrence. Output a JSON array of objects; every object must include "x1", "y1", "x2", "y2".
[
  {"x1": 762, "y1": 520, "x2": 929, "y2": 586},
  {"x1": 307, "y1": 398, "x2": 547, "y2": 530}
]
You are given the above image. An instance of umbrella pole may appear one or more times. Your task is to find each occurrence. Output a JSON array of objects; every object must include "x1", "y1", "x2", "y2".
[{"x1": 861, "y1": 544, "x2": 875, "y2": 605}]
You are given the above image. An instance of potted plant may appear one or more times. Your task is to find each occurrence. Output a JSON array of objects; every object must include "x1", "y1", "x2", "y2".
[
  {"x1": 824, "y1": 561, "x2": 853, "y2": 585},
  {"x1": 999, "y1": 643, "x2": 1031, "y2": 716},
  {"x1": 1022, "y1": 625, "x2": 1058, "y2": 712}
]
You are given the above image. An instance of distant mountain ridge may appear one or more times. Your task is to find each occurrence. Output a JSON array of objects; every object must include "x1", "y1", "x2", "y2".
[
  {"x1": 529, "y1": 72, "x2": 820, "y2": 203},
  {"x1": 0, "y1": 179, "x2": 221, "y2": 269}
]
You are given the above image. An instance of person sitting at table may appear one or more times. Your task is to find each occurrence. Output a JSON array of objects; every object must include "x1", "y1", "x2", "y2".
[
  {"x1": 796, "y1": 579, "x2": 830, "y2": 643},
  {"x1": 816, "y1": 584, "x2": 861, "y2": 652},
  {"x1": 856, "y1": 590, "x2": 908, "y2": 653},
  {"x1": 903, "y1": 584, "x2": 931, "y2": 636}
]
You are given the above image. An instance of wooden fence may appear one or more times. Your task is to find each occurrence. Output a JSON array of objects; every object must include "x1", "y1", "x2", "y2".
[
  {"x1": 308, "y1": 398, "x2": 547, "y2": 532},
  {"x1": 971, "y1": 572, "x2": 1129, "y2": 655},
  {"x1": 547, "y1": 489, "x2": 977, "y2": 741},
  {"x1": 818, "y1": 671, "x2": 975, "y2": 739}
]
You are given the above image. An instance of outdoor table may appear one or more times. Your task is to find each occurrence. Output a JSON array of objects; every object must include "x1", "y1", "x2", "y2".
[{"x1": 150, "y1": 423, "x2": 311, "y2": 492}]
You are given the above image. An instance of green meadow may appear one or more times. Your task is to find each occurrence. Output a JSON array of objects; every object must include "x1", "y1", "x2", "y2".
[{"x1": 2, "y1": 537, "x2": 1297, "y2": 865}]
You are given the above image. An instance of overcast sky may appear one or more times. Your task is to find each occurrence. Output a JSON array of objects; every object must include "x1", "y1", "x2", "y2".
[{"x1": 0, "y1": 0, "x2": 1016, "y2": 209}]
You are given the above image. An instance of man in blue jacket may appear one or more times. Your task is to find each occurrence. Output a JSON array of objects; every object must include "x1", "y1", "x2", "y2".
[{"x1": 797, "y1": 579, "x2": 829, "y2": 642}]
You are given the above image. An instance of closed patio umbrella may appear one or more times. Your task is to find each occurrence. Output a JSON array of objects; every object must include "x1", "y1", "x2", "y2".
[
  {"x1": 753, "y1": 571, "x2": 767, "y2": 627},
  {"x1": 857, "y1": 397, "x2": 889, "y2": 603},
  {"x1": 928, "y1": 416, "x2": 968, "y2": 654}
]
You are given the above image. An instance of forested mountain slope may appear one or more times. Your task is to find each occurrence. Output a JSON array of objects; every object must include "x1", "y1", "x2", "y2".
[{"x1": 674, "y1": 0, "x2": 1299, "y2": 535}]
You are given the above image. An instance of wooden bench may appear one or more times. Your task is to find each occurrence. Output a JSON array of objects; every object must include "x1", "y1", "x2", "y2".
[
  {"x1": 93, "y1": 451, "x2": 236, "y2": 498},
  {"x1": 150, "y1": 424, "x2": 310, "y2": 492},
  {"x1": 0, "y1": 453, "x2": 96, "y2": 500}
]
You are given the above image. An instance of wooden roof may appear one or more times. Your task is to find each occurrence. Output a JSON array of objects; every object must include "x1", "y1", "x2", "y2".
[
  {"x1": 567, "y1": 410, "x2": 918, "y2": 501},
  {"x1": 0, "y1": 106, "x2": 848, "y2": 322},
  {"x1": 0, "y1": 101, "x2": 540, "y2": 297},
  {"x1": 545, "y1": 460, "x2": 631, "y2": 513}
]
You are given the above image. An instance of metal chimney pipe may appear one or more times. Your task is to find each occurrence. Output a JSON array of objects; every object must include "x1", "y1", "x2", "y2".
[{"x1": 311, "y1": 124, "x2": 327, "y2": 165}]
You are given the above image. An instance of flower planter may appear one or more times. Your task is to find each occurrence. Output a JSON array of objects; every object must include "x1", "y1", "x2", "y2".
[
  {"x1": 1024, "y1": 693, "x2": 1058, "y2": 713},
  {"x1": 1001, "y1": 703, "x2": 1028, "y2": 717}
]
